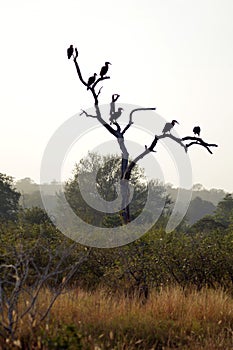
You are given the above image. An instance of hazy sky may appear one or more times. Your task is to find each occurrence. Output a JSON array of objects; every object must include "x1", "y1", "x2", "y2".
[{"x1": 1, "y1": 0, "x2": 233, "y2": 191}]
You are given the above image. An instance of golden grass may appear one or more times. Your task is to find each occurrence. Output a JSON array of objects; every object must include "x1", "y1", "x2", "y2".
[{"x1": 2, "y1": 286, "x2": 233, "y2": 349}]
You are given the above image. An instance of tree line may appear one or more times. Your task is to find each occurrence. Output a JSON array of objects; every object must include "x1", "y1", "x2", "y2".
[{"x1": 14, "y1": 158, "x2": 227, "y2": 225}]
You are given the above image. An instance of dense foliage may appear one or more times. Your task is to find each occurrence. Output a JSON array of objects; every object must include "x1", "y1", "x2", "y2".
[
  {"x1": 1, "y1": 167, "x2": 233, "y2": 346},
  {"x1": 62, "y1": 152, "x2": 171, "y2": 227},
  {"x1": 1, "y1": 181, "x2": 233, "y2": 295},
  {"x1": 0, "y1": 173, "x2": 20, "y2": 221}
]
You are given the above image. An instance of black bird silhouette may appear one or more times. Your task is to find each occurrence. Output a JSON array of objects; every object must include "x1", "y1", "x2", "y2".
[
  {"x1": 109, "y1": 107, "x2": 124, "y2": 125},
  {"x1": 100, "y1": 62, "x2": 111, "y2": 78},
  {"x1": 87, "y1": 73, "x2": 97, "y2": 90},
  {"x1": 162, "y1": 120, "x2": 179, "y2": 134},
  {"x1": 193, "y1": 126, "x2": 201, "y2": 136},
  {"x1": 67, "y1": 45, "x2": 74, "y2": 59}
]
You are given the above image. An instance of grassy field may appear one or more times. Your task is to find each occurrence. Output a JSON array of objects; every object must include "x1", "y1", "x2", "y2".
[{"x1": 2, "y1": 286, "x2": 233, "y2": 349}]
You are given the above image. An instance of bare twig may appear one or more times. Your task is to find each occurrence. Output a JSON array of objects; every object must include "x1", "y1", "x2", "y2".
[
  {"x1": 80, "y1": 109, "x2": 97, "y2": 119},
  {"x1": 96, "y1": 86, "x2": 103, "y2": 98}
]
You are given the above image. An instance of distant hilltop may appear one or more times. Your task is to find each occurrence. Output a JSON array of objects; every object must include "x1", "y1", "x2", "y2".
[{"x1": 15, "y1": 177, "x2": 229, "y2": 225}]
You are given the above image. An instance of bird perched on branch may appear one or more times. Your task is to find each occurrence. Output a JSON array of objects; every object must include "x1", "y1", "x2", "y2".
[
  {"x1": 67, "y1": 45, "x2": 74, "y2": 59},
  {"x1": 193, "y1": 126, "x2": 201, "y2": 136},
  {"x1": 109, "y1": 107, "x2": 124, "y2": 125},
  {"x1": 100, "y1": 62, "x2": 111, "y2": 78},
  {"x1": 162, "y1": 120, "x2": 179, "y2": 134},
  {"x1": 87, "y1": 73, "x2": 97, "y2": 90}
]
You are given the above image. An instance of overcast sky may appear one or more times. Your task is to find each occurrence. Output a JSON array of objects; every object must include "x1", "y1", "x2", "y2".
[{"x1": 1, "y1": 0, "x2": 233, "y2": 191}]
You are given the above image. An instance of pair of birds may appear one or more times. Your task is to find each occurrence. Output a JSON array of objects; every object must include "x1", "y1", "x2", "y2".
[
  {"x1": 86, "y1": 61, "x2": 111, "y2": 90},
  {"x1": 67, "y1": 44, "x2": 111, "y2": 90},
  {"x1": 162, "y1": 120, "x2": 201, "y2": 136},
  {"x1": 67, "y1": 45, "x2": 78, "y2": 59}
]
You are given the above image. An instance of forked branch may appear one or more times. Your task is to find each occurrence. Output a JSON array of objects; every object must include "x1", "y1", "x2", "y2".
[{"x1": 182, "y1": 136, "x2": 218, "y2": 154}]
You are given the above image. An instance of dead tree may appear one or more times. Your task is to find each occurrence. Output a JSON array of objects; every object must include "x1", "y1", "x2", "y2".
[
  {"x1": 69, "y1": 46, "x2": 218, "y2": 225},
  {"x1": 0, "y1": 237, "x2": 90, "y2": 343}
]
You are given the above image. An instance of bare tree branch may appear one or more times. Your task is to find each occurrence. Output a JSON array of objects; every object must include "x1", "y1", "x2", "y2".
[
  {"x1": 73, "y1": 55, "x2": 87, "y2": 88},
  {"x1": 129, "y1": 108, "x2": 156, "y2": 124},
  {"x1": 124, "y1": 132, "x2": 218, "y2": 182},
  {"x1": 96, "y1": 86, "x2": 103, "y2": 98},
  {"x1": 92, "y1": 76, "x2": 110, "y2": 91},
  {"x1": 182, "y1": 136, "x2": 218, "y2": 154},
  {"x1": 80, "y1": 109, "x2": 97, "y2": 119},
  {"x1": 121, "y1": 121, "x2": 134, "y2": 135},
  {"x1": 157, "y1": 133, "x2": 187, "y2": 152},
  {"x1": 73, "y1": 48, "x2": 109, "y2": 106}
]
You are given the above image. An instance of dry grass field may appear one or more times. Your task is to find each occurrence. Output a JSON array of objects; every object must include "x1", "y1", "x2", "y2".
[{"x1": 2, "y1": 286, "x2": 233, "y2": 349}]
